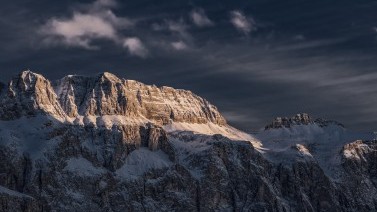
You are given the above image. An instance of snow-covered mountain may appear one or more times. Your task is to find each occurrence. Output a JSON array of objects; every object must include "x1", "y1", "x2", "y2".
[
  {"x1": 0, "y1": 71, "x2": 376, "y2": 211},
  {"x1": 258, "y1": 113, "x2": 374, "y2": 177}
]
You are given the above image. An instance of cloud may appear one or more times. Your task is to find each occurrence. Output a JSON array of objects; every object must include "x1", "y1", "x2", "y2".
[
  {"x1": 151, "y1": 19, "x2": 193, "y2": 49},
  {"x1": 41, "y1": 13, "x2": 117, "y2": 49},
  {"x1": 40, "y1": 0, "x2": 133, "y2": 50},
  {"x1": 123, "y1": 37, "x2": 148, "y2": 57},
  {"x1": 166, "y1": 19, "x2": 190, "y2": 39},
  {"x1": 171, "y1": 41, "x2": 188, "y2": 50},
  {"x1": 190, "y1": 40, "x2": 377, "y2": 130},
  {"x1": 190, "y1": 8, "x2": 213, "y2": 27},
  {"x1": 152, "y1": 19, "x2": 191, "y2": 38},
  {"x1": 230, "y1": 10, "x2": 254, "y2": 34}
]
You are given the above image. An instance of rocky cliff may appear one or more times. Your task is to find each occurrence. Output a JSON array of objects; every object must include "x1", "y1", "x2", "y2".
[
  {"x1": 53, "y1": 71, "x2": 226, "y2": 126},
  {"x1": 0, "y1": 71, "x2": 376, "y2": 212}
]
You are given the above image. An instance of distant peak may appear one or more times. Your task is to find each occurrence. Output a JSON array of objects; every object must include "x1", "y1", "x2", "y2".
[
  {"x1": 97, "y1": 72, "x2": 121, "y2": 83},
  {"x1": 16, "y1": 70, "x2": 48, "y2": 85},
  {"x1": 265, "y1": 113, "x2": 344, "y2": 130},
  {"x1": 98, "y1": 71, "x2": 118, "y2": 78},
  {"x1": 20, "y1": 69, "x2": 33, "y2": 74},
  {"x1": 7, "y1": 70, "x2": 50, "y2": 93},
  {"x1": 19, "y1": 69, "x2": 41, "y2": 78}
]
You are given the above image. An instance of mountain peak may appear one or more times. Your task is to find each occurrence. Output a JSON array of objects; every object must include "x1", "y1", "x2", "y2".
[
  {"x1": 265, "y1": 113, "x2": 312, "y2": 129},
  {"x1": 97, "y1": 72, "x2": 121, "y2": 83},
  {"x1": 13, "y1": 70, "x2": 46, "y2": 92},
  {"x1": 0, "y1": 70, "x2": 66, "y2": 120},
  {"x1": 265, "y1": 113, "x2": 344, "y2": 130},
  {"x1": 20, "y1": 69, "x2": 39, "y2": 77}
]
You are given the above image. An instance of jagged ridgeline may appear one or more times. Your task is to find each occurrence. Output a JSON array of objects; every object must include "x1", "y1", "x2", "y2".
[
  {"x1": 0, "y1": 70, "x2": 225, "y2": 124},
  {"x1": 0, "y1": 70, "x2": 377, "y2": 212}
]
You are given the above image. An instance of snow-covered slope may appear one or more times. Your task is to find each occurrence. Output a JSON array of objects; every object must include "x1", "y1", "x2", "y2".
[
  {"x1": 163, "y1": 121, "x2": 262, "y2": 148},
  {"x1": 257, "y1": 113, "x2": 374, "y2": 178}
]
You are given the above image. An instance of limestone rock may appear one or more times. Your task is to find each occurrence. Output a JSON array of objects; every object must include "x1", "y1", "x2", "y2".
[
  {"x1": 0, "y1": 70, "x2": 66, "y2": 120},
  {"x1": 53, "y1": 72, "x2": 226, "y2": 125}
]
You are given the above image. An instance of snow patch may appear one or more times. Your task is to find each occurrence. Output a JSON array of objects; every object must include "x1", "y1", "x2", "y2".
[
  {"x1": 164, "y1": 122, "x2": 262, "y2": 149},
  {"x1": 116, "y1": 148, "x2": 173, "y2": 180},
  {"x1": 64, "y1": 157, "x2": 106, "y2": 177},
  {"x1": 0, "y1": 115, "x2": 62, "y2": 160}
]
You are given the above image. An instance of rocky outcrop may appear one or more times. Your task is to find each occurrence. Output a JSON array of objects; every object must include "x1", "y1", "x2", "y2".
[
  {"x1": 0, "y1": 71, "x2": 66, "y2": 120},
  {"x1": 265, "y1": 113, "x2": 312, "y2": 129},
  {"x1": 342, "y1": 140, "x2": 377, "y2": 180}
]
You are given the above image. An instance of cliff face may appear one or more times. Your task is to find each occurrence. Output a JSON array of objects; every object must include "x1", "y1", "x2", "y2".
[
  {"x1": 53, "y1": 71, "x2": 226, "y2": 125},
  {"x1": 0, "y1": 71, "x2": 376, "y2": 212},
  {"x1": 0, "y1": 71, "x2": 66, "y2": 121},
  {"x1": 0, "y1": 70, "x2": 225, "y2": 127}
]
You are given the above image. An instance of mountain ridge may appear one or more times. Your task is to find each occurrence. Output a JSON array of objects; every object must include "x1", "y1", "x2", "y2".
[{"x1": 0, "y1": 70, "x2": 226, "y2": 125}]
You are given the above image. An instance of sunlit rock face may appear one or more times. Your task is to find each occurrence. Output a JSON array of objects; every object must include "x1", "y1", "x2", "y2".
[
  {"x1": 0, "y1": 71, "x2": 66, "y2": 120},
  {"x1": 53, "y1": 71, "x2": 226, "y2": 125},
  {"x1": 0, "y1": 71, "x2": 376, "y2": 211}
]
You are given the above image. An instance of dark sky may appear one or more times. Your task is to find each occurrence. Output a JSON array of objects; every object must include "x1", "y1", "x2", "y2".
[{"x1": 1, "y1": 0, "x2": 377, "y2": 132}]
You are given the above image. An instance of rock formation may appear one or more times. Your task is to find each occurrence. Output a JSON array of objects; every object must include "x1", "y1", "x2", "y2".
[{"x1": 53, "y1": 71, "x2": 226, "y2": 125}]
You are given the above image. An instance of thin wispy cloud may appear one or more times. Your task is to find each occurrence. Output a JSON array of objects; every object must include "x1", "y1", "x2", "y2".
[
  {"x1": 230, "y1": 10, "x2": 254, "y2": 34},
  {"x1": 191, "y1": 40, "x2": 377, "y2": 130},
  {"x1": 166, "y1": 19, "x2": 191, "y2": 40},
  {"x1": 151, "y1": 18, "x2": 192, "y2": 46},
  {"x1": 190, "y1": 8, "x2": 214, "y2": 27}
]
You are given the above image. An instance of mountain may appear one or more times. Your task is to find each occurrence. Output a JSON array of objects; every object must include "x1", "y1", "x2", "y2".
[
  {"x1": 0, "y1": 71, "x2": 376, "y2": 211},
  {"x1": 264, "y1": 113, "x2": 345, "y2": 129}
]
